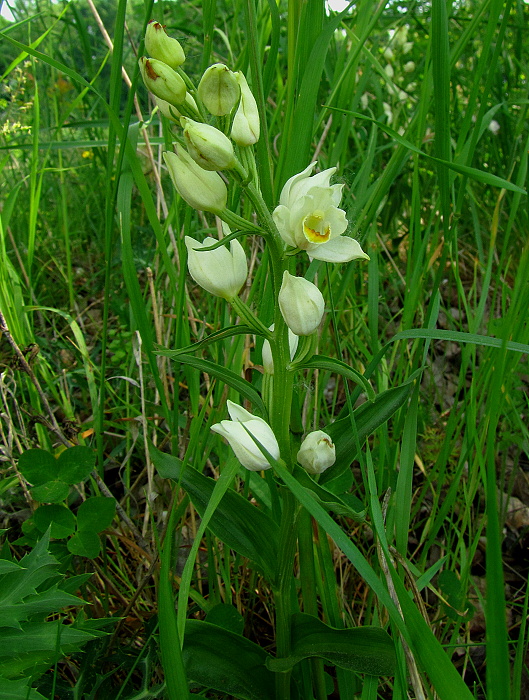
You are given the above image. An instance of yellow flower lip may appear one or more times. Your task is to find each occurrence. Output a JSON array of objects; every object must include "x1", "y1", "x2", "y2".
[{"x1": 303, "y1": 213, "x2": 331, "y2": 244}]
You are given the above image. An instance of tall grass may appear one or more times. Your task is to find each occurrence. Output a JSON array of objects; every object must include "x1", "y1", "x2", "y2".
[{"x1": 1, "y1": 0, "x2": 528, "y2": 697}]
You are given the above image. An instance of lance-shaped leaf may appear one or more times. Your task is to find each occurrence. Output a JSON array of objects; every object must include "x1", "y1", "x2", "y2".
[
  {"x1": 152, "y1": 447, "x2": 279, "y2": 580},
  {"x1": 323, "y1": 379, "x2": 414, "y2": 476},
  {"x1": 294, "y1": 354, "x2": 375, "y2": 400},
  {"x1": 292, "y1": 466, "x2": 365, "y2": 521},
  {"x1": 267, "y1": 613, "x2": 396, "y2": 676},
  {"x1": 183, "y1": 620, "x2": 275, "y2": 700},
  {"x1": 159, "y1": 354, "x2": 266, "y2": 416}
]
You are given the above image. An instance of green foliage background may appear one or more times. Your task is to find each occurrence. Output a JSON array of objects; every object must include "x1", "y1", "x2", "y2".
[{"x1": 1, "y1": 0, "x2": 528, "y2": 697}]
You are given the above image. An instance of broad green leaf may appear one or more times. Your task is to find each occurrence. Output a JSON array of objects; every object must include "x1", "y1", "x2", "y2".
[
  {"x1": 30, "y1": 481, "x2": 69, "y2": 504},
  {"x1": 205, "y1": 603, "x2": 245, "y2": 635},
  {"x1": 67, "y1": 531, "x2": 101, "y2": 559},
  {"x1": 0, "y1": 621, "x2": 102, "y2": 676},
  {"x1": 57, "y1": 446, "x2": 96, "y2": 484},
  {"x1": 33, "y1": 505, "x2": 76, "y2": 539},
  {"x1": 0, "y1": 677, "x2": 47, "y2": 700},
  {"x1": 183, "y1": 620, "x2": 275, "y2": 700},
  {"x1": 152, "y1": 447, "x2": 279, "y2": 580},
  {"x1": 324, "y1": 380, "x2": 414, "y2": 473},
  {"x1": 0, "y1": 587, "x2": 82, "y2": 629},
  {"x1": 266, "y1": 613, "x2": 395, "y2": 676},
  {"x1": 76, "y1": 496, "x2": 116, "y2": 533},
  {"x1": 17, "y1": 449, "x2": 56, "y2": 486},
  {"x1": 0, "y1": 561, "x2": 23, "y2": 575},
  {"x1": 292, "y1": 466, "x2": 365, "y2": 521}
]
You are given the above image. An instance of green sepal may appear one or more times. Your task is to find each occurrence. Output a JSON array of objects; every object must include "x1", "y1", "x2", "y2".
[
  {"x1": 152, "y1": 447, "x2": 279, "y2": 581},
  {"x1": 183, "y1": 619, "x2": 275, "y2": 700},
  {"x1": 266, "y1": 613, "x2": 396, "y2": 676}
]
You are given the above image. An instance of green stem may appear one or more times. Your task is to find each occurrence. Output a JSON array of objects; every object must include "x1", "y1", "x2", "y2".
[
  {"x1": 298, "y1": 509, "x2": 327, "y2": 700},
  {"x1": 273, "y1": 487, "x2": 301, "y2": 700}
]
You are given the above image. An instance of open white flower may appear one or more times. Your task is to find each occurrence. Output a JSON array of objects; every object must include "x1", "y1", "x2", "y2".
[
  {"x1": 272, "y1": 163, "x2": 369, "y2": 263},
  {"x1": 211, "y1": 401, "x2": 279, "y2": 471}
]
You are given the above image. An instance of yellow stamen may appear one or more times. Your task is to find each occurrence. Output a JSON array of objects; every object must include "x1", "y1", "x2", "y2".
[{"x1": 303, "y1": 213, "x2": 331, "y2": 244}]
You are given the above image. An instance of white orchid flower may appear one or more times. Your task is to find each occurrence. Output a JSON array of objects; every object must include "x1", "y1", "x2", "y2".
[
  {"x1": 211, "y1": 401, "x2": 279, "y2": 471},
  {"x1": 272, "y1": 162, "x2": 369, "y2": 263}
]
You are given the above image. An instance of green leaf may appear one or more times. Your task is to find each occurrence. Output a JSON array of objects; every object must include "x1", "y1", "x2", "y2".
[
  {"x1": 152, "y1": 447, "x2": 279, "y2": 580},
  {"x1": 33, "y1": 505, "x2": 76, "y2": 539},
  {"x1": 76, "y1": 496, "x2": 116, "y2": 533},
  {"x1": 266, "y1": 613, "x2": 395, "y2": 676},
  {"x1": 67, "y1": 531, "x2": 101, "y2": 559},
  {"x1": 0, "y1": 621, "x2": 102, "y2": 676},
  {"x1": 324, "y1": 380, "x2": 414, "y2": 472},
  {"x1": 0, "y1": 677, "x2": 47, "y2": 700},
  {"x1": 205, "y1": 603, "x2": 245, "y2": 635},
  {"x1": 0, "y1": 561, "x2": 23, "y2": 575},
  {"x1": 296, "y1": 354, "x2": 375, "y2": 401},
  {"x1": 292, "y1": 466, "x2": 365, "y2": 521},
  {"x1": 30, "y1": 481, "x2": 69, "y2": 504},
  {"x1": 183, "y1": 620, "x2": 275, "y2": 700},
  {"x1": 156, "y1": 325, "x2": 255, "y2": 358},
  {"x1": 171, "y1": 354, "x2": 267, "y2": 416},
  {"x1": 56, "y1": 446, "x2": 96, "y2": 484},
  {"x1": 17, "y1": 449, "x2": 56, "y2": 486}
]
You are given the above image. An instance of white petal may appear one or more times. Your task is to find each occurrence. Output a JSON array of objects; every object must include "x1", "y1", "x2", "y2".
[
  {"x1": 279, "y1": 162, "x2": 316, "y2": 207},
  {"x1": 308, "y1": 237, "x2": 370, "y2": 263},
  {"x1": 226, "y1": 399, "x2": 254, "y2": 423},
  {"x1": 272, "y1": 205, "x2": 297, "y2": 247}
]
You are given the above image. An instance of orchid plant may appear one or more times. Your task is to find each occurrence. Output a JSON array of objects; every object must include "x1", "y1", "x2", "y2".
[{"x1": 137, "y1": 18, "x2": 458, "y2": 700}]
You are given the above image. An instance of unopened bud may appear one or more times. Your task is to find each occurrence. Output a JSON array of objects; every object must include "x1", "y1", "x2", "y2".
[
  {"x1": 145, "y1": 20, "x2": 185, "y2": 69},
  {"x1": 278, "y1": 271, "x2": 325, "y2": 336},
  {"x1": 198, "y1": 63, "x2": 240, "y2": 116},
  {"x1": 297, "y1": 431, "x2": 336, "y2": 474},
  {"x1": 231, "y1": 72, "x2": 260, "y2": 146},
  {"x1": 154, "y1": 93, "x2": 198, "y2": 122},
  {"x1": 139, "y1": 57, "x2": 186, "y2": 106},
  {"x1": 164, "y1": 146, "x2": 227, "y2": 213},
  {"x1": 181, "y1": 117, "x2": 236, "y2": 171}
]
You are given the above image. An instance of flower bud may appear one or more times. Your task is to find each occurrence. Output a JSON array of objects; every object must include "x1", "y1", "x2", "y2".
[
  {"x1": 231, "y1": 72, "x2": 260, "y2": 146},
  {"x1": 211, "y1": 400, "x2": 280, "y2": 471},
  {"x1": 154, "y1": 93, "x2": 198, "y2": 122},
  {"x1": 181, "y1": 117, "x2": 236, "y2": 171},
  {"x1": 403, "y1": 61, "x2": 415, "y2": 73},
  {"x1": 139, "y1": 57, "x2": 186, "y2": 106},
  {"x1": 262, "y1": 324, "x2": 299, "y2": 374},
  {"x1": 145, "y1": 20, "x2": 185, "y2": 69},
  {"x1": 278, "y1": 271, "x2": 325, "y2": 336},
  {"x1": 164, "y1": 146, "x2": 227, "y2": 213},
  {"x1": 297, "y1": 431, "x2": 336, "y2": 474},
  {"x1": 198, "y1": 63, "x2": 240, "y2": 116},
  {"x1": 185, "y1": 236, "x2": 247, "y2": 300}
]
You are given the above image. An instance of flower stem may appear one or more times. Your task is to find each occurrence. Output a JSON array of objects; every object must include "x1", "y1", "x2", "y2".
[{"x1": 273, "y1": 487, "x2": 300, "y2": 700}]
